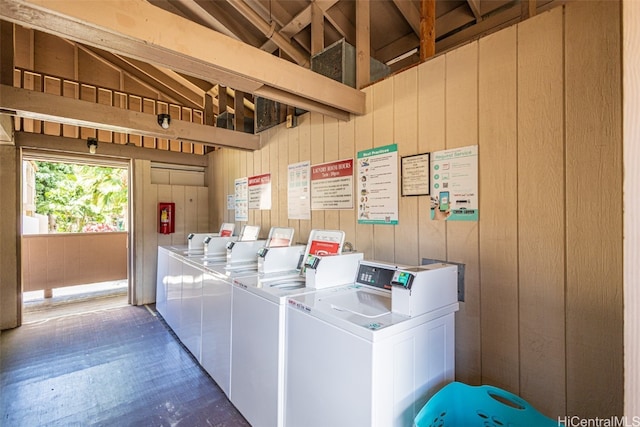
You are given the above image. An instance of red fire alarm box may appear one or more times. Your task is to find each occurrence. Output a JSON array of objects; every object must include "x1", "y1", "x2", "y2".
[{"x1": 158, "y1": 202, "x2": 175, "y2": 234}]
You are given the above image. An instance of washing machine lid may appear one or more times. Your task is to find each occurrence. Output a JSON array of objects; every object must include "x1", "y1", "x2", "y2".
[{"x1": 318, "y1": 289, "x2": 391, "y2": 318}]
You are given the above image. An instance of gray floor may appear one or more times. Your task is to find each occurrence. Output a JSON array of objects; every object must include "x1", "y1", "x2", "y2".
[{"x1": 1, "y1": 303, "x2": 250, "y2": 426}]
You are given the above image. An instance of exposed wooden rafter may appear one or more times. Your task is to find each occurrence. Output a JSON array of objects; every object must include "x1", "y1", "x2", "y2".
[
  {"x1": 16, "y1": 133, "x2": 209, "y2": 166},
  {"x1": 420, "y1": 0, "x2": 436, "y2": 61},
  {"x1": 79, "y1": 46, "x2": 205, "y2": 109},
  {"x1": 0, "y1": 0, "x2": 365, "y2": 120},
  {"x1": 225, "y1": 0, "x2": 310, "y2": 67},
  {"x1": 392, "y1": 0, "x2": 420, "y2": 35},
  {"x1": 467, "y1": 0, "x2": 483, "y2": 21},
  {"x1": 1, "y1": 85, "x2": 261, "y2": 150}
]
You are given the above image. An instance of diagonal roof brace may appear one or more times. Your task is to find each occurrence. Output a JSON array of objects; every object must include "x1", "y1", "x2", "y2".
[{"x1": 0, "y1": 0, "x2": 365, "y2": 120}]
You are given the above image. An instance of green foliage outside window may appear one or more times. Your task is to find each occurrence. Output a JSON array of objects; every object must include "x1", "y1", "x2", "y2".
[{"x1": 35, "y1": 161, "x2": 128, "y2": 233}]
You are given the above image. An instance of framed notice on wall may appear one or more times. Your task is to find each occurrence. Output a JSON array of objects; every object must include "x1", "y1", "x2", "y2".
[{"x1": 401, "y1": 153, "x2": 430, "y2": 196}]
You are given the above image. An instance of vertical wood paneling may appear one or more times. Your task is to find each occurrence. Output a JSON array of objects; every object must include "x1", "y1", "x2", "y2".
[
  {"x1": 354, "y1": 86, "x2": 374, "y2": 258},
  {"x1": 417, "y1": 56, "x2": 447, "y2": 261},
  {"x1": 0, "y1": 147, "x2": 19, "y2": 329},
  {"x1": 171, "y1": 185, "x2": 186, "y2": 243},
  {"x1": 478, "y1": 26, "x2": 520, "y2": 393},
  {"x1": 445, "y1": 41, "x2": 481, "y2": 386},
  {"x1": 142, "y1": 174, "x2": 157, "y2": 304},
  {"x1": 184, "y1": 186, "x2": 198, "y2": 235},
  {"x1": 197, "y1": 187, "x2": 209, "y2": 232},
  {"x1": 565, "y1": 1, "x2": 623, "y2": 417},
  {"x1": 371, "y1": 78, "x2": 395, "y2": 262},
  {"x1": 623, "y1": 0, "x2": 640, "y2": 417},
  {"x1": 261, "y1": 135, "x2": 271, "y2": 236},
  {"x1": 478, "y1": 27, "x2": 520, "y2": 394},
  {"x1": 310, "y1": 112, "x2": 325, "y2": 231},
  {"x1": 394, "y1": 67, "x2": 419, "y2": 266},
  {"x1": 279, "y1": 124, "x2": 293, "y2": 237},
  {"x1": 517, "y1": 8, "x2": 566, "y2": 416},
  {"x1": 338, "y1": 117, "x2": 357, "y2": 247},
  {"x1": 269, "y1": 127, "x2": 280, "y2": 233},
  {"x1": 296, "y1": 114, "x2": 311, "y2": 243},
  {"x1": 324, "y1": 116, "x2": 340, "y2": 231}
]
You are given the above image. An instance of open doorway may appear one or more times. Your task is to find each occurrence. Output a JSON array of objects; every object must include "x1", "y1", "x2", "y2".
[{"x1": 21, "y1": 151, "x2": 131, "y2": 323}]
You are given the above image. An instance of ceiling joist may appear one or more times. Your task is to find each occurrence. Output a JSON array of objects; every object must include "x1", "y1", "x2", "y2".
[
  {"x1": 1, "y1": 85, "x2": 261, "y2": 150},
  {"x1": 0, "y1": 0, "x2": 365, "y2": 120}
]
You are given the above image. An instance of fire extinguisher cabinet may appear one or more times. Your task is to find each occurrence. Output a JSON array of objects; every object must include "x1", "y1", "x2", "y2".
[{"x1": 158, "y1": 202, "x2": 175, "y2": 234}]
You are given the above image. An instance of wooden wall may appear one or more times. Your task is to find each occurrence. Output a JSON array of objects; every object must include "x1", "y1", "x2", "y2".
[
  {"x1": 208, "y1": 3, "x2": 623, "y2": 418},
  {"x1": 623, "y1": 0, "x2": 640, "y2": 417},
  {"x1": 22, "y1": 233, "x2": 128, "y2": 291},
  {"x1": 133, "y1": 160, "x2": 209, "y2": 305},
  {"x1": 0, "y1": 146, "x2": 20, "y2": 330}
]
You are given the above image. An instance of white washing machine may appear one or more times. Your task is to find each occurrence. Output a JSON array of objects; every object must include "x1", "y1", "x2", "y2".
[
  {"x1": 230, "y1": 230, "x2": 360, "y2": 427},
  {"x1": 284, "y1": 261, "x2": 459, "y2": 427},
  {"x1": 199, "y1": 226, "x2": 295, "y2": 398}
]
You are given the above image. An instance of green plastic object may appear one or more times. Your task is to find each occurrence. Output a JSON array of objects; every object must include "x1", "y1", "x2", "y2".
[{"x1": 414, "y1": 382, "x2": 559, "y2": 427}]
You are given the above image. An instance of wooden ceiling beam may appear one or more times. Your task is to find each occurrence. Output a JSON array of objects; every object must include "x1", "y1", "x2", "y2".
[
  {"x1": 0, "y1": 0, "x2": 365, "y2": 118},
  {"x1": 355, "y1": 0, "x2": 370, "y2": 89},
  {"x1": 420, "y1": 0, "x2": 436, "y2": 61},
  {"x1": 392, "y1": 0, "x2": 420, "y2": 35},
  {"x1": 467, "y1": 0, "x2": 483, "y2": 21},
  {"x1": 79, "y1": 46, "x2": 205, "y2": 109},
  {"x1": 225, "y1": 0, "x2": 310, "y2": 67},
  {"x1": 16, "y1": 132, "x2": 209, "y2": 166},
  {"x1": 1, "y1": 85, "x2": 261, "y2": 150},
  {"x1": 311, "y1": 2, "x2": 325, "y2": 55},
  {"x1": 324, "y1": 6, "x2": 356, "y2": 46},
  {"x1": 168, "y1": 0, "x2": 243, "y2": 41}
]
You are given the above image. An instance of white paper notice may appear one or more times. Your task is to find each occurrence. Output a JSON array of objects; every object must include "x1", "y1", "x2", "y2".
[
  {"x1": 234, "y1": 177, "x2": 248, "y2": 221},
  {"x1": 288, "y1": 161, "x2": 311, "y2": 220}
]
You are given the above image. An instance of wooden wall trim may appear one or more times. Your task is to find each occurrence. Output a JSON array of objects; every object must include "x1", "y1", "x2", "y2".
[
  {"x1": 564, "y1": 0, "x2": 623, "y2": 417},
  {"x1": 15, "y1": 133, "x2": 208, "y2": 167},
  {"x1": 623, "y1": 0, "x2": 640, "y2": 417}
]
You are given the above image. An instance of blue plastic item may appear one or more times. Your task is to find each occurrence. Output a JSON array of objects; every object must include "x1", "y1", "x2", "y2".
[{"x1": 414, "y1": 382, "x2": 559, "y2": 427}]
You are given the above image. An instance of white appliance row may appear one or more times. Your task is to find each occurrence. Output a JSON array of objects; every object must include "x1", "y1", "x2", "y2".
[{"x1": 156, "y1": 235, "x2": 459, "y2": 427}]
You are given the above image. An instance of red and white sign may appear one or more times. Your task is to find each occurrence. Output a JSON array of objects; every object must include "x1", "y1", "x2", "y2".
[
  {"x1": 248, "y1": 173, "x2": 272, "y2": 210},
  {"x1": 310, "y1": 159, "x2": 354, "y2": 210}
]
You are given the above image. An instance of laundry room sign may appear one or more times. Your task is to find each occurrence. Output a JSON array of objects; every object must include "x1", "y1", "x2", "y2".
[
  {"x1": 357, "y1": 144, "x2": 399, "y2": 225},
  {"x1": 310, "y1": 159, "x2": 354, "y2": 210}
]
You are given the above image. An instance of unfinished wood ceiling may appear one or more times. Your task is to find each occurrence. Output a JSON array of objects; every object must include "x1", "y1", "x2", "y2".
[
  {"x1": 148, "y1": 0, "x2": 554, "y2": 71},
  {"x1": 1, "y1": 0, "x2": 559, "y2": 151}
]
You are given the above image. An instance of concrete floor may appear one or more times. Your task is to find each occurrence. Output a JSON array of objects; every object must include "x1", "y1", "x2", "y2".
[
  {"x1": 1, "y1": 304, "x2": 250, "y2": 426},
  {"x1": 23, "y1": 281, "x2": 129, "y2": 324}
]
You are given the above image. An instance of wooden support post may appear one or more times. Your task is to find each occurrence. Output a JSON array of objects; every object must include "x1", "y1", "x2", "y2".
[
  {"x1": 1, "y1": 21, "x2": 14, "y2": 86},
  {"x1": 234, "y1": 90, "x2": 245, "y2": 132},
  {"x1": 218, "y1": 85, "x2": 229, "y2": 128},
  {"x1": 0, "y1": 21, "x2": 15, "y2": 144},
  {"x1": 521, "y1": 0, "x2": 537, "y2": 19},
  {"x1": 311, "y1": 2, "x2": 324, "y2": 56},
  {"x1": 420, "y1": 0, "x2": 436, "y2": 61},
  {"x1": 356, "y1": 0, "x2": 370, "y2": 89},
  {"x1": 205, "y1": 93, "x2": 215, "y2": 126}
]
